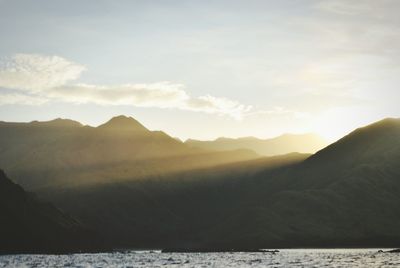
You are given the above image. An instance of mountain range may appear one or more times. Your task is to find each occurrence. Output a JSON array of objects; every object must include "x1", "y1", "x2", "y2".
[
  {"x1": 0, "y1": 115, "x2": 258, "y2": 190},
  {"x1": 1, "y1": 116, "x2": 400, "y2": 251},
  {"x1": 185, "y1": 133, "x2": 328, "y2": 156}
]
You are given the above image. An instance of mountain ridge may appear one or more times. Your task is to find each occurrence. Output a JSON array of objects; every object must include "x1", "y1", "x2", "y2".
[
  {"x1": 0, "y1": 115, "x2": 260, "y2": 190},
  {"x1": 97, "y1": 115, "x2": 149, "y2": 132},
  {"x1": 186, "y1": 133, "x2": 328, "y2": 156},
  {"x1": 1, "y1": 116, "x2": 399, "y2": 250}
]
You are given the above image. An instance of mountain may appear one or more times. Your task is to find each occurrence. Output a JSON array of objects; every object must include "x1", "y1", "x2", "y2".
[
  {"x1": 28, "y1": 118, "x2": 83, "y2": 128},
  {"x1": 42, "y1": 117, "x2": 400, "y2": 249},
  {"x1": 97, "y1": 115, "x2": 148, "y2": 132},
  {"x1": 185, "y1": 133, "x2": 328, "y2": 156},
  {"x1": 0, "y1": 115, "x2": 258, "y2": 190},
  {"x1": 40, "y1": 152, "x2": 310, "y2": 248},
  {"x1": 194, "y1": 118, "x2": 400, "y2": 248},
  {"x1": 2, "y1": 116, "x2": 399, "y2": 251},
  {"x1": 0, "y1": 169, "x2": 104, "y2": 254}
]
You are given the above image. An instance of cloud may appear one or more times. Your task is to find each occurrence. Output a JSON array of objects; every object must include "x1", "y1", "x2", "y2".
[
  {"x1": 315, "y1": 0, "x2": 377, "y2": 15},
  {"x1": 49, "y1": 83, "x2": 252, "y2": 120},
  {"x1": 0, "y1": 93, "x2": 48, "y2": 105},
  {"x1": 50, "y1": 82, "x2": 189, "y2": 107},
  {"x1": 312, "y1": 0, "x2": 400, "y2": 58},
  {"x1": 261, "y1": 0, "x2": 400, "y2": 112},
  {"x1": 0, "y1": 54, "x2": 86, "y2": 93},
  {"x1": 0, "y1": 53, "x2": 257, "y2": 119},
  {"x1": 185, "y1": 95, "x2": 252, "y2": 120},
  {"x1": 315, "y1": 0, "x2": 400, "y2": 18}
]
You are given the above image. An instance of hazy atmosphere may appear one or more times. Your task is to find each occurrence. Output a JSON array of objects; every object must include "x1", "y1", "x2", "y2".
[
  {"x1": 1, "y1": 1, "x2": 400, "y2": 267},
  {"x1": 1, "y1": 0, "x2": 399, "y2": 141}
]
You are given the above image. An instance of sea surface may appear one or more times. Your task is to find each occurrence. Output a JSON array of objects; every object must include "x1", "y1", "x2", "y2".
[{"x1": 0, "y1": 249, "x2": 399, "y2": 267}]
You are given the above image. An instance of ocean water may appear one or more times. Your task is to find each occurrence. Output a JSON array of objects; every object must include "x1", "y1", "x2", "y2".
[{"x1": 0, "y1": 249, "x2": 399, "y2": 267}]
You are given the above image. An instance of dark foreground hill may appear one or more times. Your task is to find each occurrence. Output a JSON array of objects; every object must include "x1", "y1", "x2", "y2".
[{"x1": 0, "y1": 170, "x2": 105, "y2": 254}]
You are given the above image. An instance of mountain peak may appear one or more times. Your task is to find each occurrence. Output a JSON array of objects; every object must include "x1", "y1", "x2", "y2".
[
  {"x1": 306, "y1": 117, "x2": 400, "y2": 164},
  {"x1": 366, "y1": 117, "x2": 400, "y2": 128},
  {"x1": 30, "y1": 118, "x2": 82, "y2": 128},
  {"x1": 215, "y1": 137, "x2": 234, "y2": 142},
  {"x1": 340, "y1": 117, "x2": 400, "y2": 140},
  {"x1": 98, "y1": 115, "x2": 149, "y2": 132}
]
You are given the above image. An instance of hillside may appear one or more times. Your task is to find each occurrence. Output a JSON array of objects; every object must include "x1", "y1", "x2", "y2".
[
  {"x1": 0, "y1": 116, "x2": 258, "y2": 190},
  {"x1": 40, "y1": 152, "x2": 309, "y2": 248},
  {"x1": 42, "y1": 118, "x2": 400, "y2": 249},
  {"x1": 197, "y1": 118, "x2": 400, "y2": 248},
  {"x1": 0, "y1": 170, "x2": 104, "y2": 254},
  {"x1": 2, "y1": 117, "x2": 399, "y2": 250},
  {"x1": 185, "y1": 133, "x2": 328, "y2": 156}
]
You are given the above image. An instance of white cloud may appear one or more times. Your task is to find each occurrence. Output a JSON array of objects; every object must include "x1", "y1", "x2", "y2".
[
  {"x1": 0, "y1": 54, "x2": 86, "y2": 93},
  {"x1": 185, "y1": 95, "x2": 252, "y2": 120},
  {"x1": 0, "y1": 93, "x2": 48, "y2": 105},
  {"x1": 0, "y1": 53, "x2": 258, "y2": 119},
  {"x1": 50, "y1": 82, "x2": 189, "y2": 107},
  {"x1": 49, "y1": 83, "x2": 253, "y2": 119}
]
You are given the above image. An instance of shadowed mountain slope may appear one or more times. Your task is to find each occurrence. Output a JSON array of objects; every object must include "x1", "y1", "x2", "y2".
[
  {"x1": 2, "y1": 116, "x2": 399, "y2": 250},
  {"x1": 40, "y1": 153, "x2": 310, "y2": 248},
  {"x1": 198, "y1": 118, "x2": 400, "y2": 248},
  {"x1": 0, "y1": 170, "x2": 104, "y2": 254},
  {"x1": 185, "y1": 133, "x2": 328, "y2": 156},
  {"x1": 42, "y1": 118, "x2": 400, "y2": 249}
]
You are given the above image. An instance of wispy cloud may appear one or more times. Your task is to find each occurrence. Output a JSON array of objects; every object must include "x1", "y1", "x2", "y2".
[
  {"x1": 0, "y1": 54, "x2": 259, "y2": 119},
  {"x1": 0, "y1": 93, "x2": 48, "y2": 105},
  {"x1": 315, "y1": 0, "x2": 400, "y2": 18},
  {"x1": 315, "y1": 0, "x2": 377, "y2": 15},
  {"x1": 50, "y1": 82, "x2": 189, "y2": 108},
  {"x1": 184, "y1": 95, "x2": 253, "y2": 119},
  {"x1": 50, "y1": 83, "x2": 253, "y2": 119},
  {"x1": 0, "y1": 54, "x2": 86, "y2": 93}
]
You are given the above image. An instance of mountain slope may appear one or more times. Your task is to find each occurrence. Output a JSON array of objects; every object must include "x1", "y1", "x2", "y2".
[
  {"x1": 43, "y1": 118, "x2": 400, "y2": 249},
  {"x1": 0, "y1": 170, "x2": 104, "y2": 254},
  {"x1": 0, "y1": 116, "x2": 258, "y2": 190},
  {"x1": 199, "y1": 118, "x2": 400, "y2": 248},
  {"x1": 3, "y1": 116, "x2": 398, "y2": 250},
  {"x1": 40, "y1": 153, "x2": 310, "y2": 248},
  {"x1": 185, "y1": 133, "x2": 328, "y2": 156}
]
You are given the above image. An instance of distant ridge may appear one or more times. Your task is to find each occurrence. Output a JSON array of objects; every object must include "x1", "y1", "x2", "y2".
[
  {"x1": 0, "y1": 115, "x2": 259, "y2": 189},
  {"x1": 30, "y1": 118, "x2": 83, "y2": 127},
  {"x1": 0, "y1": 118, "x2": 83, "y2": 128},
  {"x1": 186, "y1": 133, "x2": 328, "y2": 156}
]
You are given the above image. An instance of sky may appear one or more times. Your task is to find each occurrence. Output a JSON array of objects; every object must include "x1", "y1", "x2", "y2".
[{"x1": 0, "y1": 0, "x2": 399, "y2": 141}]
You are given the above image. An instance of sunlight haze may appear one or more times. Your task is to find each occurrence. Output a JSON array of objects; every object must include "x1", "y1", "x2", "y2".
[{"x1": 0, "y1": 0, "x2": 399, "y2": 141}]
